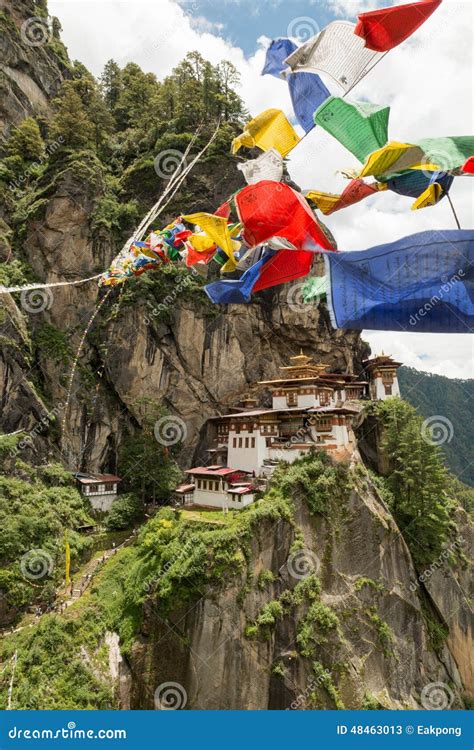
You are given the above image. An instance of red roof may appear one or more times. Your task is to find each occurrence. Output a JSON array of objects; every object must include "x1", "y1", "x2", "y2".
[
  {"x1": 175, "y1": 483, "x2": 195, "y2": 494},
  {"x1": 228, "y1": 485, "x2": 254, "y2": 495},
  {"x1": 76, "y1": 473, "x2": 121, "y2": 485},
  {"x1": 185, "y1": 466, "x2": 241, "y2": 477}
]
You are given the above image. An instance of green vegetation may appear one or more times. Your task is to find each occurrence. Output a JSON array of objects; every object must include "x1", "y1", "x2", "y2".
[
  {"x1": 105, "y1": 493, "x2": 142, "y2": 531},
  {"x1": 0, "y1": 458, "x2": 93, "y2": 612},
  {"x1": 367, "y1": 399, "x2": 459, "y2": 566},
  {"x1": 34, "y1": 324, "x2": 72, "y2": 366},
  {"x1": 366, "y1": 608, "x2": 394, "y2": 658},
  {"x1": 399, "y1": 366, "x2": 474, "y2": 487},
  {"x1": 273, "y1": 451, "x2": 350, "y2": 516}
]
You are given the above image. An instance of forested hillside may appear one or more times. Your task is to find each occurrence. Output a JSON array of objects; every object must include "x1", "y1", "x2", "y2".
[{"x1": 399, "y1": 367, "x2": 474, "y2": 487}]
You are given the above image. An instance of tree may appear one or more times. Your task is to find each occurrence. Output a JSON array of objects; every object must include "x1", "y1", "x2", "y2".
[
  {"x1": 119, "y1": 399, "x2": 182, "y2": 503},
  {"x1": 7, "y1": 118, "x2": 45, "y2": 162},
  {"x1": 100, "y1": 59, "x2": 122, "y2": 111},
  {"x1": 50, "y1": 82, "x2": 95, "y2": 149},
  {"x1": 376, "y1": 399, "x2": 453, "y2": 565}
]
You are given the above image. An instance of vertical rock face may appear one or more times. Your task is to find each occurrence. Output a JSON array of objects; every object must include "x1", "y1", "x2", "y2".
[
  {"x1": 0, "y1": 0, "x2": 67, "y2": 137},
  {"x1": 127, "y1": 470, "x2": 468, "y2": 710}
]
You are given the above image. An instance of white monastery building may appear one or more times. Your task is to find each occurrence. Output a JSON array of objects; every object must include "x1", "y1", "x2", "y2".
[
  {"x1": 75, "y1": 473, "x2": 122, "y2": 512},
  {"x1": 175, "y1": 352, "x2": 401, "y2": 510}
]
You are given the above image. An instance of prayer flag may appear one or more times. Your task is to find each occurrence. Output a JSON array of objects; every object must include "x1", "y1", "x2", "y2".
[
  {"x1": 314, "y1": 96, "x2": 390, "y2": 162},
  {"x1": 325, "y1": 230, "x2": 474, "y2": 333},
  {"x1": 232, "y1": 109, "x2": 300, "y2": 158},
  {"x1": 355, "y1": 0, "x2": 442, "y2": 52}
]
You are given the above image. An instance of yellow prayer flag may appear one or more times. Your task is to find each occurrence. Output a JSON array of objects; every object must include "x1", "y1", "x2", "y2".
[
  {"x1": 305, "y1": 190, "x2": 341, "y2": 215},
  {"x1": 359, "y1": 141, "x2": 428, "y2": 178},
  {"x1": 411, "y1": 183, "x2": 442, "y2": 210},
  {"x1": 65, "y1": 531, "x2": 71, "y2": 586},
  {"x1": 231, "y1": 109, "x2": 300, "y2": 158},
  {"x1": 183, "y1": 213, "x2": 236, "y2": 269},
  {"x1": 187, "y1": 234, "x2": 216, "y2": 253}
]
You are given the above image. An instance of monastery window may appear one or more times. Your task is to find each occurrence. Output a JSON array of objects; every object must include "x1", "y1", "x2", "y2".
[
  {"x1": 245, "y1": 437, "x2": 249, "y2": 448},
  {"x1": 251, "y1": 437, "x2": 256, "y2": 448},
  {"x1": 266, "y1": 438, "x2": 271, "y2": 447},
  {"x1": 287, "y1": 392, "x2": 297, "y2": 406},
  {"x1": 238, "y1": 437, "x2": 243, "y2": 448},
  {"x1": 233, "y1": 438, "x2": 237, "y2": 448},
  {"x1": 319, "y1": 391, "x2": 330, "y2": 405},
  {"x1": 385, "y1": 384, "x2": 392, "y2": 395}
]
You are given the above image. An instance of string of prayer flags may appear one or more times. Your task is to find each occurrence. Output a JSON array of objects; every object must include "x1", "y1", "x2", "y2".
[
  {"x1": 354, "y1": 0, "x2": 442, "y2": 52},
  {"x1": 314, "y1": 96, "x2": 390, "y2": 162},
  {"x1": 231, "y1": 109, "x2": 300, "y2": 158},
  {"x1": 204, "y1": 253, "x2": 275, "y2": 304},
  {"x1": 262, "y1": 38, "x2": 298, "y2": 78},
  {"x1": 324, "y1": 230, "x2": 474, "y2": 333},
  {"x1": 411, "y1": 183, "x2": 443, "y2": 210},
  {"x1": 383, "y1": 169, "x2": 454, "y2": 209},
  {"x1": 284, "y1": 21, "x2": 381, "y2": 93},
  {"x1": 288, "y1": 72, "x2": 330, "y2": 133},
  {"x1": 359, "y1": 137, "x2": 474, "y2": 179},
  {"x1": 235, "y1": 181, "x2": 337, "y2": 252},
  {"x1": 237, "y1": 148, "x2": 284, "y2": 184},
  {"x1": 306, "y1": 179, "x2": 379, "y2": 215}
]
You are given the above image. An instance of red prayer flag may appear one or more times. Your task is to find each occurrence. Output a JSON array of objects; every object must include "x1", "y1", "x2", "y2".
[
  {"x1": 214, "y1": 201, "x2": 231, "y2": 219},
  {"x1": 354, "y1": 0, "x2": 442, "y2": 52},
  {"x1": 252, "y1": 249, "x2": 314, "y2": 292},
  {"x1": 236, "y1": 181, "x2": 336, "y2": 252},
  {"x1": 185, "y1": 242, "x2": 216, "y2": 267},
  {"x1": 461, "y1": 156, "x2": 474, "y2": 174}
]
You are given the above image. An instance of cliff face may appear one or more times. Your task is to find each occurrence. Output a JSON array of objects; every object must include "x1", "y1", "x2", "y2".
[
  {"x1": 0, "y1": 0, "x2": 67, "y2": 137},
  {"x1": 125, "y1": 463, "x2": 468, "y2": 710}
]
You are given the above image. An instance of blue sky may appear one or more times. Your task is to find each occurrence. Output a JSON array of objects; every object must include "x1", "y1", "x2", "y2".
[{"x1": 176, "y1": 0, "x2": 359, "y2": 54}]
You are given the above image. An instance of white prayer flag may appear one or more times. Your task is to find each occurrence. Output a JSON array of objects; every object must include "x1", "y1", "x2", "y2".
[
  {"x1": 237, "y1": 148, "x2": 284, "y2": 185},
  {"x1": 284, "y1": 21, "x2": 381, "y2": 93}
]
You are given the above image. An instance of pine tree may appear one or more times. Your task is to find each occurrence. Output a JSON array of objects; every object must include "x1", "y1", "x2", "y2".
[
  {"x1": 7, "y1": 118, "x2": 45, "y2": 162},
  {"x1": 50, "y1": 82, "x2": 95, "y2": 149},
  {"x1": 100, "y1": 59, "x2": 123, "y2": 111}
]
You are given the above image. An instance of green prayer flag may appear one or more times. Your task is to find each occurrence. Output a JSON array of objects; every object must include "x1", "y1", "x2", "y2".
[
  {"x1": 417, "y1": 136, "x2": 474, "y2": 172},
  {"x1": 302, "y1": 275, "x2": 328, "y2": 303},
  {"x1": 314, "y1": 96, "x2": 390, "y2": 163}
]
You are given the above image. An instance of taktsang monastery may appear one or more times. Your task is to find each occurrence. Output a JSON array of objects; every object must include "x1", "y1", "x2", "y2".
[{"x1": 175, "y1": 353, "x2": 401, "y2": 511}]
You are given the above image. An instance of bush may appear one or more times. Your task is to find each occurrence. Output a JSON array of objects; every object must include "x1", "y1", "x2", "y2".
[{"x1": 105, "y1": 494, "x2": 143, "y2": 530}]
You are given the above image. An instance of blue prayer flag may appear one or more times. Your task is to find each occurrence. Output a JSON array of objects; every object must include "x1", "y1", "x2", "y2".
[
  {"x1": 262, "y1": 38, "x2": 297, "y2": 78},
  {"x1": 325, "y1": 230, "x2": 474, "y2": 333},
  {"x1": 288, "y1": 72, "x2": 330, "y2": 133},
  {"x1": 205, "y1": 253, "x2": 274, "y2": 304}
]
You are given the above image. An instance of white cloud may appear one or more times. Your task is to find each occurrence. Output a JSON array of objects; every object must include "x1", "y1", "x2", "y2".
[{"x1": 49, "y1": 0, "x2": 473, "y2": 378}]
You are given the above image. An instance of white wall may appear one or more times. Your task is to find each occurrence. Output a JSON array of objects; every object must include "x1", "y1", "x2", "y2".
[
  {"x1": 227, "y1": 430, "x2": 267, "y2": 474},
  {"x1": 88, "y1": 493, "x2": 117, "y2": 513},
  {"x1": 193, "y1": 488, "x2": 255, "y2": 510}
]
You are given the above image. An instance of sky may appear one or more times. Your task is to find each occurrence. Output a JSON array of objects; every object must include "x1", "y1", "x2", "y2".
[{"x1": 48, "y1": 0, "x2": 474, "y2": 379}]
